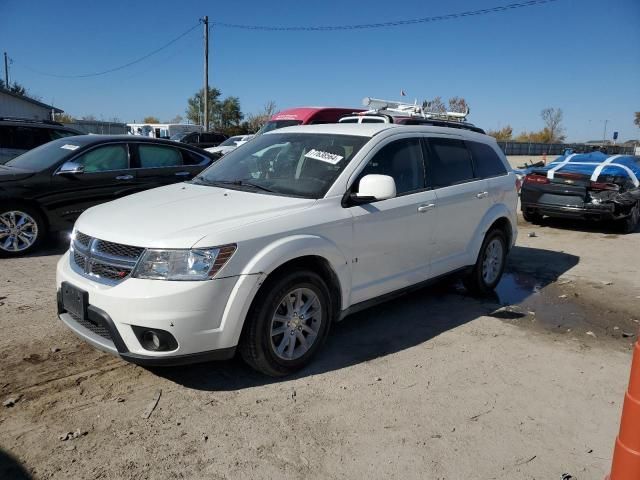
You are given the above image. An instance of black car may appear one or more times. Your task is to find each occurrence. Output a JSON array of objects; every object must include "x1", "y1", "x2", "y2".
[
  {"x1": 0, "y1": 135, "x2": 216, "y2": 256},
  {"x1": 0, "y1": 117, "x2": 83, "y2": 164},
  {"x1": 170, "y1": 131, "x2": 227, "y2": 149}
]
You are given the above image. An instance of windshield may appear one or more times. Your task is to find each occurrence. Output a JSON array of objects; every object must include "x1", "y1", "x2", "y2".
[
  {"x1": 170, "y1": 133, "x2": 188, "y2": 141},
  {"x1": 218, "y1": 136, "x2": 242, "y2": 147},
  {"x1": 193, "y1": 132, "x2": 368, "y2": 199},
  {"x1": 256, "y1": 120, "x2": 303, "y2": 135},
  {"x1": 5, "y1": 138, "x2": 82, "y2": 171}
]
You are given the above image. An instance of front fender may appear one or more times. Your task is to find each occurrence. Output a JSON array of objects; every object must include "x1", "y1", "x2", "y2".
[
  {"x1": 468, "y1": 203, "x2": 517, "y2": 262},
  {"x1": 242, "y1": 234, "x2": 351, "y2": 304}
]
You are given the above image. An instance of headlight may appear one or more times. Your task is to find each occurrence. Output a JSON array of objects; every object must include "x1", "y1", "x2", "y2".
[{"x1": 132, "y1": 245, "x2": 236, "y2": 281}]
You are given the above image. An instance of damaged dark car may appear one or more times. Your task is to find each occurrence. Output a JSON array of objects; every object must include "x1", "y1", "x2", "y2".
[{"x1": 521, "y1": 152, "x2": 640, "y2": 233}]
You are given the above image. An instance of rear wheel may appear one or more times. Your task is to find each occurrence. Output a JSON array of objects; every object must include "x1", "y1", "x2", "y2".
[
  {"x1": 0, "y1": 204, "x2": 46, "y2": 257},
  {"x1": 240, "y1": 270, "x2": 332, "y2": 376},
  {"x1": 463, "y1": 229, "x2": 507, "y2": 295},
  {"x1": 621, "y1": 201, "x2": 640, "y2": 234},
  {"x1": 522, "y1": 210, "x2": 543, "y2": 224}
]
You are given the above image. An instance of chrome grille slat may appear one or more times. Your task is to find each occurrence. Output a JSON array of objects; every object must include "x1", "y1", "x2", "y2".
[{"x1": 71, "y1": 232, "x2": 144, "y2": 284}]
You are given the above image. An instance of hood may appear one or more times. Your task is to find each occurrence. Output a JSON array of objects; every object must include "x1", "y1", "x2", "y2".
[
  {"x1": 0, "y1": 165, "x2": 36, "y2": 183},
  {"x1": 75, "y1": 182, "x2": 315, "y2": 248}
]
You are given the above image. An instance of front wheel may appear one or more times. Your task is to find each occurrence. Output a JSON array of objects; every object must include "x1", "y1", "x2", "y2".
[
  {"x1": 463, "y1": 229, "x2": 507, "y2": 295},
  {"x1": 239, "y1": 270, "x2": 332, "y2": 376},
  {"x1": 0, "y1": 205, "x2": 46, "y2": 257}
]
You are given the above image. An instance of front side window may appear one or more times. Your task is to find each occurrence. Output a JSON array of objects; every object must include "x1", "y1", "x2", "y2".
[
  {"x1": 194, "y1": 133, "x2": 368, "y2": 198},
  {"x1": 428, "y1": 138, "x2": 475, "y2": 188},
  {"x1": 468, "y1": 141, "x2": 507, "y2": 178},
  {"x1": 355, "y1": 138, "x2": 425, "y2": 195},
  {"x1": 75, "y1": 145, "x2": 128, "y2": 173},
  {"x1": 138, "y1": 145, "x2": 182, "y2": 168}
]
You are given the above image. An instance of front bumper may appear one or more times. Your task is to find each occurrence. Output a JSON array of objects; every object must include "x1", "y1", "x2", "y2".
[{"x1": 56, "y1": 251, "x2": 264, "y2": 366}]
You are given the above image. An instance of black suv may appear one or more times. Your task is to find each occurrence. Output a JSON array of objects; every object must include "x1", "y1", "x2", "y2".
[
  {"x1": 170, "y1": 131, "x2": 227, "y2": 149},
  {"x1": 0, "y1": 117, "x2": 82, "y2": 164},
  {"x1": 0, "y1": 135, "x2": 217, "y2": 256}
]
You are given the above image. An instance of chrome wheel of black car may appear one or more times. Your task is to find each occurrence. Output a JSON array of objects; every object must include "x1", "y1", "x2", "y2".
[{"x1": 0, "y1": 210, "x2": 39, "y2": 253}]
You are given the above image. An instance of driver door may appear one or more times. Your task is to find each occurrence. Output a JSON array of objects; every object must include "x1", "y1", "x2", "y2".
[{"x1": 346, "y1": 137, "x2": 437, "y2": 305}]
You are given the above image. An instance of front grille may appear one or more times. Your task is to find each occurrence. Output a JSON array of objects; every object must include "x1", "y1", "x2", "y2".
[
  {"x1": 95, "y1": 240, "x2": 144, "y2": 259},
  {"x1": 68, "y1": 312, "x2": 112, "y2": 340},
  {"x1": 71, "y1": 232, "x2": 144, "y2": 284}
]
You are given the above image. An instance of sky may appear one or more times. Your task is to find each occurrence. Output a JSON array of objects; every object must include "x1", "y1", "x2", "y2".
[{"x1": 1, "y1": 0, "x2": 639, "y2": 142}]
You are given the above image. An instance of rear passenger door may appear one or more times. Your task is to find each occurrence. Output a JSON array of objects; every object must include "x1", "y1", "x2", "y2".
[
  {"x1": 132, "y1": 143, "x2": 207, "y2": 188},
  {"x1": 426, "y1": 137, "x2": 489, "y2": 276},
  {"x1": 467, "y1": 140, "x2": 512, "y2": 208}
]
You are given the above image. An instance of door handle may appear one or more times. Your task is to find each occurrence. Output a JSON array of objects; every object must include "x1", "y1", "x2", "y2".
[
  {"x1": 174, "y1": 171, "x2": 191, "y2": 177},
  {"x1": 476, "y1": 191, "x2": 489, "y2": 199},
  {"x1": 115, "y1": 174, "x2": 133, "y2": 180},
  {"x1": 417, "y1": 203, "x2": 436, "y2": 213}
]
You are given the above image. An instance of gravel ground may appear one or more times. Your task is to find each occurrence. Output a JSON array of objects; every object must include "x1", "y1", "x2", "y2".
[{"x1": 0, "y1": 208, "x2": 638, "y2": 480}]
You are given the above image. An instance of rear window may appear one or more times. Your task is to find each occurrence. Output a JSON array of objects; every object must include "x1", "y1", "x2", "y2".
[
  {"x1": 428, "y1": 138, "x2": 475, "y2": 187},
  {"x1": 468, "y1": 141, "x2": 507, "y2": 178}
]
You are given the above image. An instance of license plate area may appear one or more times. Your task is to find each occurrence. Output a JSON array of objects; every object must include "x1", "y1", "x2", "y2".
[{"x1": 61, "y1": 282, "x2": 88, "y2": 320}]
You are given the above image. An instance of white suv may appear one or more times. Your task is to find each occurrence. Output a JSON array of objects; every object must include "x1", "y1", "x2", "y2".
[{"x1": 56, "y1": 124, "x2": 518, "y2": 376}]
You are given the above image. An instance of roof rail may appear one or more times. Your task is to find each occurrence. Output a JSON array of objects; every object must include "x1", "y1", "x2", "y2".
[
  {"x1": 362, "y1": 97, "x2": 470, "y2": 122},
  {"x1": 0, "y1": 116, "x2": 64, "y2": 126}
]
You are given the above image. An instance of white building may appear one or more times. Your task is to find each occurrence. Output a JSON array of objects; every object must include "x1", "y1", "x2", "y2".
[{"x1": 0, "y1": 89, "x2": 62, "y2": 120}]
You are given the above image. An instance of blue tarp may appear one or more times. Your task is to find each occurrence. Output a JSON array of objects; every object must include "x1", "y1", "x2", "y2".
[{"x1": 539, "y1": 152, "x2": 640, "y2": 186}]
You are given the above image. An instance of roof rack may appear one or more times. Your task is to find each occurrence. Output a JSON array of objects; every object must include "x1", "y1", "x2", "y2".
[
  {"x1": 0, "y1": 117, "x2": 64, "y2": 126},
  {"x1": 361, "y1": 97, "x2": 470, "y2": 122}
]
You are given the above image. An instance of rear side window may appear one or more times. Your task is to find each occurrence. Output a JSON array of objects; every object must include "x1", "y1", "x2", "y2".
[
  {"x1": 182, "y1": 149, "x2": 210, "y2": 166},
  {"x1": 468, "y1": 141, "x2": 507, "y2": 178},
  {"x1": 428, "y1": 138, "x2": 475, "y2": 187},
  {"x1": 138, "y1": 145, "x2": 182, "y2": 168}
]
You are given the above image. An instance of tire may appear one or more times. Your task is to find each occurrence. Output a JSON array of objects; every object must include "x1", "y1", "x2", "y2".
[
  {"x1": 463, "y1": 229, "x2": 507, "y2": 295},
  {"x1": 522, "y1": 210, "x2": 543, "y2": 224},
  {"x1": 0, "y1": 203, "x2": 46, "y2": 257},
  {"x1": 620, "y1": 201, "x2": 640, "y2": 234},
  {"x1": 239, "y1": 270, "x2": 332, "y2": 376}
]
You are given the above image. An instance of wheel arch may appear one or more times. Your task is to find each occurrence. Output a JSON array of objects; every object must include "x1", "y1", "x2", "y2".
[{"x1": 468, "y1": 204, "x2": 516, "y2": 263}]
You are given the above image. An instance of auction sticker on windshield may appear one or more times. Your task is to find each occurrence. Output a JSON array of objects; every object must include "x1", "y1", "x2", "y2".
[
  {"x1": 60, "y1": 144, "x2": 80, "y2": 151},
  {"x1": 304, "y1": 149, "x2": 343, "y2": 165}
]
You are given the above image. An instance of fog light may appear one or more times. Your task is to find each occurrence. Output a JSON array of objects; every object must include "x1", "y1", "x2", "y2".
[{"x1": 132, "y1": 326, "x2": 178, "y2": 352}]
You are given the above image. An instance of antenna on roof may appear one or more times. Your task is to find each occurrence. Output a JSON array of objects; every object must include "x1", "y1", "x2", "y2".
[{"x1": 361, "y1": 96, "x2": 469, "y2": 122}]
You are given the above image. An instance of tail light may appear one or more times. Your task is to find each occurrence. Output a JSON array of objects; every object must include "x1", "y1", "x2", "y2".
[
  {"x1": 524, "y1": 173, "x2": 550, "y2": 185},
  {"x1": 590, "y1": 181, "x2": 619, "y2": 191}
]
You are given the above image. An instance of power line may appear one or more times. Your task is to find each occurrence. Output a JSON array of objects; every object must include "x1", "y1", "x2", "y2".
[
  {"x1": 14, "y1": 23, "x2": 200, "y2": 78},
  {"x1": 212, "y1": 0, "x2": 559, "y2": 31}
]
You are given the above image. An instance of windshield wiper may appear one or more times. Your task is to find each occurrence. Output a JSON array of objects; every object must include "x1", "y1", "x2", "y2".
[{"x1": 193, "y1": 177, "x2": 274, "y2": 193}]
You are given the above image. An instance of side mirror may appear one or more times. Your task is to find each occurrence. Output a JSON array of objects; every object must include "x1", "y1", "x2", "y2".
[
  {"x1": 57, "y1": 161, "x2": 84, "y2": 175},
  {"x1": 351, "y1": 174, "x2": 396, "y2": 204}
]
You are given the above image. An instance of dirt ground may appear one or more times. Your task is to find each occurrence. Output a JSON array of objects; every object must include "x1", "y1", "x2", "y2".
[{"x1": 1, "y1": 204, "x2": 638, "y2": 479}]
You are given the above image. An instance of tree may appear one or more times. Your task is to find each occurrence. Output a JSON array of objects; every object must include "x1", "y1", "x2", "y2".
[
  {"x1": 448, "y1": 97, "x2": 468, "y2": 114},
  {"x1": 185, "y1": 87, "x2": 222, "y2": 128},
  {"x1": 635, "y1": 112, "x2": 640, "y2": 128},
  {"x1": 244, "y1": 101, "x2": 277, "y2": 133},
  {"x1": 487, "y1": 125, "x2": 513, "y2": 141},
  {"x1": 143, "y1": 116, "x2": 160, "y2": 124},
  {"x1": 217, "y1": 96, "x2": 243, "y2": 132},
  {"x1": 54, "y1": 113, "x2": 75, "y2": 123},
  {"x1": 0, "y1": 79, "x2": 27, "y2": 96},
  {"x1": 540, "y1": 107, "x2": 565, "y2": 143},
  {"x1": 422, "y1": 96, "x2": 446, "y2": 113},
  {"x1": 168, "y1": 114, "x2": 183, "y2": 124}
]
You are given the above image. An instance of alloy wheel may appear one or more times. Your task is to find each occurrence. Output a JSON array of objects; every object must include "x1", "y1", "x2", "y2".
[
  {"x1": 481, "y1": 238, "x2": 504, "y2": 285},
  {"x1": 0, "y1": 211, "x2": 39, "y2": 252},
  {"x1": 269, "y1": 287, "x2": 322, "y2": 361}
]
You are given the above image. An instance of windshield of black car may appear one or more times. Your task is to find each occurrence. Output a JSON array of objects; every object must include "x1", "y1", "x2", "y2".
[
  {"x1": 217, "y1": 136, "x2": 242, "y2": 147},
  {"x1": 193, "y1": 133, "x2": 368, "y2": 198},
  {"x1": 5, "y1": 138, "x2": 83, "y2": 170},
  {"x1": 170, "y1": 133, "x2": 188, "y2": 141},
  {"x1": 256, "y1": 120, "x2": 303, "y2": 135}
]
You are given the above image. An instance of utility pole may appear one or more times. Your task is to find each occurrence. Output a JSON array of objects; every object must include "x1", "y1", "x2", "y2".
[
  {"x1": 203, "y1": 16, "x2": 209, "y2": 132},
  {"x1": 3, "y1": 52, "x2": 9, "y2": 86},
  {"x1": 602, "y1": 119, "x2": 608, "y2": 147}
]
